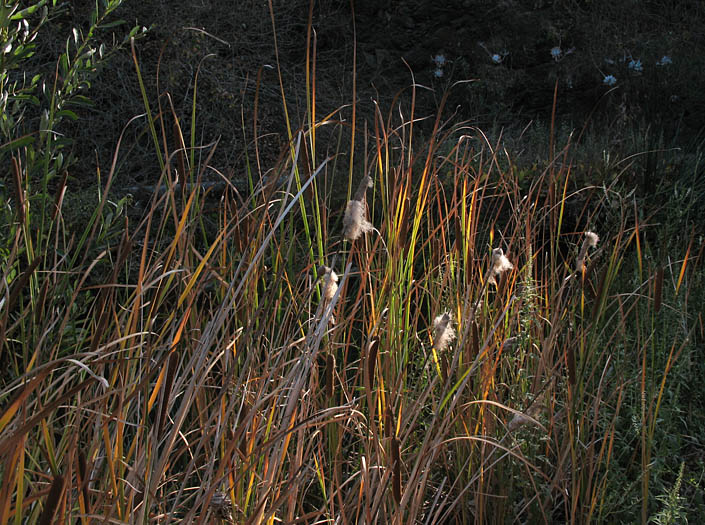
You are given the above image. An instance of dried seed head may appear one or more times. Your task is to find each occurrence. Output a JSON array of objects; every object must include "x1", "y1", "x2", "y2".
[
  {"x1": 210, "y1": 491, "x2": 233, "y2": 522},
  {"x1": 502, "y1": 336, "x2": 519, "y2": 352},
  {"x1": 353, "y1": 174, "x2": 373, "y2": 201},
  {"x1": 585, "y1": 231, "x2": 599, "y2": 247},
  {"x1": 321, "y1": 266, "x2": 339, "y2": 303},
  {"x1": 507, "y1": 412, "x2": 531, "y2": 432},
  {"x1": 507, "y1": 389, "x2": 548, "y2": 432},
  {"x1": 488, "y1": 248, "x2": 513, "y2": 285},
  {"x1": 343, "y1": 199, "x2": 373, "y2": 241},
  {"x1": 432, "y1": 312, "x2": 456, "y2": 352},
  {"x1": 576, "y1": 231, "x2": 600, "y2": 272}
]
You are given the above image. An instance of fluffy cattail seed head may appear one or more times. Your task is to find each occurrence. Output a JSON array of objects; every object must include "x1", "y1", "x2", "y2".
[
  {"x1": 343, "y1": 199, "x2": 373, "y2": 241},
  {"x1": 576, "y1": 231, "x2": 600, "y2": 272},
  {"x1": 432, "y1": 312, "x2": 456, "y2": 352},
  {"x1": 488, "y1": 248, "x2": 513, "y2": 285},
  {"x1": 321, "y1": 266, "x2": 339, "y2": 303}
]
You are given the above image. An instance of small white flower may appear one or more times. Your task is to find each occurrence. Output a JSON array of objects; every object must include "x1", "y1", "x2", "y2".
[
  {"x1": 491, "y1": 53, "x2": 502, "y2": 64},
  {"x1": 628, "y1": 59, "x2": 643, "y2": 72},
  {"x1": 434, "y1": 67, "x2": 444, "y2": 78},
  {"x1": 551, "y1": 47, "x2": 562, "y2": 61},
  {"x1": 656, "y1": 55, "x2": 672, "y2": 66},
  {"x1": 432, "y1": 53, "x2": 446, "y2": 66},
  {"x1": 603, "y1": 74, "x2": 617, "y2": 86}
]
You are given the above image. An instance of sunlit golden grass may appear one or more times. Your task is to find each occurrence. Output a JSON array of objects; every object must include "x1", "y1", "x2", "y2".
[{"x1": 1, "y1": 94, "x2": 697, "y2": 522}]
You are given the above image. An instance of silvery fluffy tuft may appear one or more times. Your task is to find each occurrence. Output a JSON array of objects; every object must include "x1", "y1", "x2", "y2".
[
  {"x1": 343, "y1": 200, "x2": 373, "y2": 241},
  {"x1": 487, "y1": 248, "x2": 514, "y2": 285},
  {"x1": 343, "y1": 175, "x2": 374, "y2": 241},
  {"x1": 321, "y1": 266, "x2": 339, "y2": 303},
  {"x1": 432, "y1": 312, "x2": 456, "y2": 352}
]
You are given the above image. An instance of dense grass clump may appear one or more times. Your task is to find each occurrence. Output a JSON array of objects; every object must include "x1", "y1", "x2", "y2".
[{"x1": 1, "y1": 3, "x2": 703, "y2": 524}]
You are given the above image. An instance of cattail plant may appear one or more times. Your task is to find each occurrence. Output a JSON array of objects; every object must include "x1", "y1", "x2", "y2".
[
  {"x1": 487, "y1": 247, "x2": 514, "y2": 285},
  {"x1": 507, "y1": 388, "x2": 549, "y2": 432},
  {"x1": 432, "y1": 312, "x2": 456, "y2": 352},
  {"x1": 391, "y1": 435, "x2": 402, "y2": 504},
  {"x1": 470, "y1": 247, "x2": 515, "y2": 319},
  {"x1": 5, "y1": 23, "x2": 696, "y2": 522},
  {"x1": 576, "y1": 231, "x2": 599, "y2": 272},
  {"x1": 320, "y1": 265, "x2": 339, "y2": 324},
  {"x1": 321, "y1": 265, "x2": 339, "y2": 303},
  {"x1": 209, "y1": 491, "x2": 234, "y2": 523},
  {"x1": 343, "y1": 175, "x2": 374, "y2": 240}
]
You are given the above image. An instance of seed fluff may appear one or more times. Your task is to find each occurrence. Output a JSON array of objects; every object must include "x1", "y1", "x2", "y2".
[
  {"x1": 487, "y1": 248, "x2": 514, "y2": 285},
  {"x1": 432, "y1": 312, "x2": 456, "y2": 352},
  {"x1": 576, "y1": 231, "x2": 599, "y2": 272}
]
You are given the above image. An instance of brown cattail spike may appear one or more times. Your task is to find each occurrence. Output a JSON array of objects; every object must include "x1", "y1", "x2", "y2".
[
  {"x1": 38, "y1": 475, "x2": 65, "y2": 525},
  {"x1": 468, "y1": 321, "x2": 480, "y2": 363},
  {"x1": 576, "y1": 231, "x2": 599, "y2": 273},
  {"x1": 325, "y1": 353, "x2": 335, "y2": 399},
  {"x1": 566, "y1": 344, "x2": 576, "y2": 385},
  {"x1": 654, "y1": 267, "x2": 664, "y2": 313},
  {"x1": 391, "y1": 436, "x2": 402, "y2": 504},
  {"x1": 367, "y1": 337, "x2": 379, "y2": 384},
  {"x1": 210, "y1": 491, "x2": 234, "y2": 523},
  {"x1": 353, "y1": 174, "x2": 373, "y2": 202}
]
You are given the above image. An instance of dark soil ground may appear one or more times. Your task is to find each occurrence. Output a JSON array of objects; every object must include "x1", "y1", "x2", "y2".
[{"x1": 40, "y1": 1, "x2": 705, "y2": 208}]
